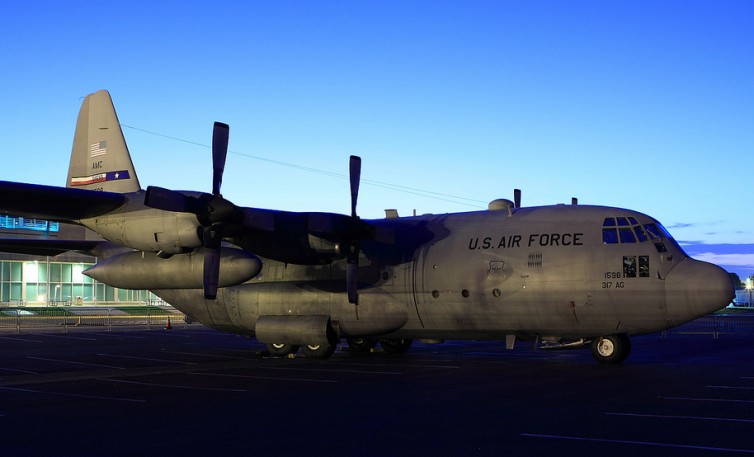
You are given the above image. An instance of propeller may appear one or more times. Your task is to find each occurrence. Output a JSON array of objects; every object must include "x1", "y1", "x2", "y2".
[
  {"x1": 347, "y1": 155, "x2": 361, "y2": 305},
  {"x1": 204, "y1": 122, "x2": 230, "y2": 299},
  {"x1": 144, "y1": 122, "x2": 232, "y2": 300}
]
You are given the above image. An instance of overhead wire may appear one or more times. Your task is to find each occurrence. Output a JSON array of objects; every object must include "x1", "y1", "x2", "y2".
[{"x1": 121, "y1": 124, "x2": 488, "y2": 209}]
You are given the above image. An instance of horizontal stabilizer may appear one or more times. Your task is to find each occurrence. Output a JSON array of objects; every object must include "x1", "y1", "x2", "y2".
[
  {"x1": 0, "y1": 181, "x2": 126, "y2": 221},
  {"x1": 0, "y1": 239, "x2": 103, "y2": 256}
]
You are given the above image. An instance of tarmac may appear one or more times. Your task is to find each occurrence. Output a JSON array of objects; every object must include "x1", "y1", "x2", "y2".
[{"x1": 1, "y1": 321, "x2": 754, "y2": 456}]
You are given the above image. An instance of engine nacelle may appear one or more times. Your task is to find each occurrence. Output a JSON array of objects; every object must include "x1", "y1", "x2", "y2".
[
  {"x1": 86, "y1": 208, "x2": 202, "y2": 254},
  {"x1": 84, "y1": 247, "x2": 262, "y2": 290}
]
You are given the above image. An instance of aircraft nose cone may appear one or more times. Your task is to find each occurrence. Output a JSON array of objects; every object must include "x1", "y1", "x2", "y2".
[{"x1": 665, "y1": 258, "x2": 734, "y2": 323}]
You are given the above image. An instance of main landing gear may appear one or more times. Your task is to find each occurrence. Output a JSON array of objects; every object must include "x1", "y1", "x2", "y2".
[
  {"x1": 265, "y1": 338, "x2": 414, "y2": 359},
  {"x1": 345, "y1": 337, "x2": 414, "y2": 355},
  {"x1": 590, "y1": 334, "x2": 631, "y2": 364}
]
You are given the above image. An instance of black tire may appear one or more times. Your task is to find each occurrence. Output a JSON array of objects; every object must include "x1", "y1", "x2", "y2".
[
  {"x1": 346, "y1": 337, "x2": 377, "y2": 354},
  {"x1": 591, "y1": 334, "x2": 631, "y2": 364},
  {"x1": 267, "y1": 343, "x2": 299, "y2": 357},
  {"x1": 303, "y1": 342, "x2": 337, "y2": 359},
  {"x1": 380, "y1": 338, "x2": 413, "y2": 354}
]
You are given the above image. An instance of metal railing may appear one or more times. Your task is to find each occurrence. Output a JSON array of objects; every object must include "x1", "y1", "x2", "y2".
[
  {"x1": 662, "y1": 313, "x2": 754, "y2": 338},
  {"x1": 0, "y1": 306, "x2": 188, "y2": 332}
]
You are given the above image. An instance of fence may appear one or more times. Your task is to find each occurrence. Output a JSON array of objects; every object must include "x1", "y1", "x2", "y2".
[
  {"x1": 0, "y1": 306, "x2": 187, "y2": 332},
  {"x1": 662, "y1": 312, "x2": 754, "y2": 338}
]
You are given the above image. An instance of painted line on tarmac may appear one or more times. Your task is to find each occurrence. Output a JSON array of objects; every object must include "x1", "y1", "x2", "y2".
[
  {"x1": 36, "y1": 333, "x2": 98, "y2": 341},
  {"x1": 661, "y1": 395, "x2": 754, "y2": 404},
  {"x1": 326, "y1": 361, "x2": 461, "y2": 370},
  {"x1": 27, "y1": 356, "x2": 125, "y2": 370},
  {"x1": 0, "y1": 336, "x2": 44, "y2": 343},
  {"x1": 88, "y1": 332, "x2": 147, "y2": 339},
  {"x1": 0, "y1": 386, "x2": 146, "y2": 403},
  {"x1": 103, "y1": 378, "x2": 248, "y2": 392},
  {"x1": 521, "y1": 433, "x2": 754, "y2": 453},
  {"x1": 161, "y1": 350, "x2": 251, "y2": 360},
  {"x1": 606, "y1": 411, "x2": 754, "y2": 424},
  {"x1": 708, "y1": 385, "x2": 754, "y2": 390},
  {"x1": 0, "y1": 367, "x2": 39, "y2": 375},
  {"x1": 96, "y1": 353, "x2": 198, "y2": 365},
  {"x1": 188, "y1": 372, "x2": 339, "y2": 384},
  {"x1": 261, "y1": 366, "x2": 402, "y2": 375}
]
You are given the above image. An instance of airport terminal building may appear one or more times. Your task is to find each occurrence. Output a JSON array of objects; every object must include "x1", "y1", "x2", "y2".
[{"x1": 0, "y1": 215, "x2": 159, "y2": 306}]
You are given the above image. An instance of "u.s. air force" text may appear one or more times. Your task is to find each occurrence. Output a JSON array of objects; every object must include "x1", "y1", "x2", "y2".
[{"x1": 468, "y1": 233, "x2": 584, "y2": 250}]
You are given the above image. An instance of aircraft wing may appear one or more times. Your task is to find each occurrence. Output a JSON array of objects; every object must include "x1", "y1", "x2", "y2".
[
  {"x1": 0, "y1": 181, "x2": 126, "y2": 221},
  {"x1": 228, "y1": 207, "x2": 394, "y2": 265},
  {"x1": 0, "y1": 239, "x2": 104, "y2": 256}
]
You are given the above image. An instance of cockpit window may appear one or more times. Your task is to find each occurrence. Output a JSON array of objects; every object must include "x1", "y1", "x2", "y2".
[
  {"x1": 619, "y1": 228, "x2": 636, "y2": 243},
  {"x1": 603, "y1": 217, "x2": 680, "y2": 248},
  {"x1": 633, "y1": 225, "x2": 648, "y2": 242},
  {"x1": 644, "y1": 223, "x2": 663, "y2": 240}
]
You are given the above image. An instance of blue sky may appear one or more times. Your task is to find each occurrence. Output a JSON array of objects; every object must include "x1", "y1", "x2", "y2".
[{"x1": 1, "y1": 1, "x2": 753, "y2": 278}]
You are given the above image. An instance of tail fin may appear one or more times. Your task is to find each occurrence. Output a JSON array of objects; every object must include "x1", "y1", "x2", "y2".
[{"x1": 66, "y1": 90, "x2": 141, "y2": 193}]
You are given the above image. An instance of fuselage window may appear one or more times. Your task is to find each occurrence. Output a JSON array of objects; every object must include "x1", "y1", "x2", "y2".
[{"x1": 603, "y1": 228, "x2": 618, "y2": 244}]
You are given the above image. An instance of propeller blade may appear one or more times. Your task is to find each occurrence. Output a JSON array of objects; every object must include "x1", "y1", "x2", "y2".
[
  {"x1": 346, "y1": 259, "x2": 359, "y2": 305},
  {"x1": 203, "y1": 247, "x2": 220, "y2": 299},
  {"x1": 144, "y1": 186, "x2": 201, "y2": 214},
  {"x1": 202, "y1": 224, "x2": 223, "y2": 300},
  {"x1": 346, "y1": 155, "x2": 363, "y2": 304},
  {"x1": 349, "y1": 155, "x2": 361, "y2": 218},
  {"x1": 212, "y1": 122, "x2": 229, "y2": 196}
]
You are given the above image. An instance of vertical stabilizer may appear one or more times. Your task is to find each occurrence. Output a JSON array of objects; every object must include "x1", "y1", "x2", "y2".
[{"x1": 66, "y1": 90, "x2": 141, "y2": 193}]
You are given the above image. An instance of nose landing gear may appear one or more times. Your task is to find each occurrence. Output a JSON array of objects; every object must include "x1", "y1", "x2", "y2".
[{"x1": 591, "y1": 334, "x2": 631, "y2": 364}]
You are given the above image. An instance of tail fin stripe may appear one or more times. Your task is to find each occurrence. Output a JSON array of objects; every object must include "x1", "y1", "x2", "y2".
[{"x1": 70, "y1": 170, "x2": 131, "y2": 187}]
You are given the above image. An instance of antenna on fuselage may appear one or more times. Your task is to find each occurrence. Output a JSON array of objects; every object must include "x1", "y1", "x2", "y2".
[
  {"x1": 514, "y1": 189, "x2": 522, "y2": 208},
  {"x1": 572, "y1": 197, "x2": 578, "y2": 205}
]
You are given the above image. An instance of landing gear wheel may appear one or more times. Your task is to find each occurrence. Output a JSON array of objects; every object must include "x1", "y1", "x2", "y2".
[
  {"x1": 380, "y1": 338, "x2": 413, "y2": 354},
  {"x1": 267, "y1": 343, "x2": 299, "y2": 357},
  {"x1": 303, "y1": 342, "x2": 337, "y2": 359},
  {"x1": 347, "y1": 337, "x2": 377, "y2": 354},
  {"x1": 591, "y1": 334, "x2": 631, "y2": 364}
]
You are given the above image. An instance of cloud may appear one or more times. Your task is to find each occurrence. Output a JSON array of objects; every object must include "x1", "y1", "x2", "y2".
[
  {"x1": 692, "y1": 252, "x2": 754, "y2": 268},
  {"x1": 682, "y1": 243, "x2": 754, "y2": 277},
  {"x1": 669, "y1": 222, "x2": 696, "y2": 229}
]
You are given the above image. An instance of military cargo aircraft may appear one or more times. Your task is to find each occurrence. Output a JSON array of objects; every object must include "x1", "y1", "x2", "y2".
[{"x1": 0, "y1": 90, "x2": 734, "y2": 363}]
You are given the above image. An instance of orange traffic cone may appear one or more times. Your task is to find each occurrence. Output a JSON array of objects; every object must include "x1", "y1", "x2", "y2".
[{"x1": 165, "y1": 317, "x2": 172, "y2": 330}]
